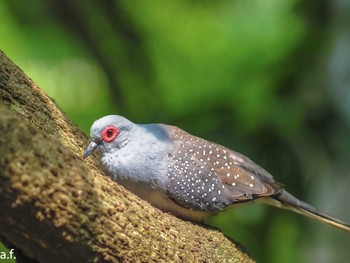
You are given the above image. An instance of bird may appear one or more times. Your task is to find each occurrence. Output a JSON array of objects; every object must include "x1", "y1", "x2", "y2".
[{"x1": 83, "y1": 115, "x2": 350, "y2": 232}]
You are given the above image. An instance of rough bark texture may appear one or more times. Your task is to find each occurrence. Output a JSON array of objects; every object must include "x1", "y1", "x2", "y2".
[{"x1": 0, "y1": 50, "x2": 254, "y2": 263}]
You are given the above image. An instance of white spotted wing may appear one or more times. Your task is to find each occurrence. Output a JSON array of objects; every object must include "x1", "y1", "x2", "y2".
[{"x1": 165, "y1": 127, "x2": 283, "y2": 212}]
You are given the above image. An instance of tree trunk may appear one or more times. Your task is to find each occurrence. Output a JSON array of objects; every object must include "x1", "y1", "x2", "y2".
[{"x1": 0, "y1": 50, "x2": 254, "y2": 263}]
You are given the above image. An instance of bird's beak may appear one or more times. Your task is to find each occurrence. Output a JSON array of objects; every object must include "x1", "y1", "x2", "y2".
[{"x1": 83, "y1": 141, "x2": 98, "y2": 159}]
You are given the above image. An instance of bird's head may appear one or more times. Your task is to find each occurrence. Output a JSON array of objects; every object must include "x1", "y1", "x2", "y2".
[{"x1": 83, "y1": 115, "x2": 135, "y2": 159}]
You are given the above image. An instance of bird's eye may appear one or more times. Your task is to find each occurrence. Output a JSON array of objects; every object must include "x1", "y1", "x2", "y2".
[{"x1": 102, "y1": 126, "x2": 120, "y2": 142}]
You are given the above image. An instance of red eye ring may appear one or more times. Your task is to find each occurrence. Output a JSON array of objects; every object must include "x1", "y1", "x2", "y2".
[{"x1": 102, "y1": 126, "x2": 120, "y2": 142}]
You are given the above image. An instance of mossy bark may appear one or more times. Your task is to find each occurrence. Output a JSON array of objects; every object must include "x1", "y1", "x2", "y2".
[{"x1": 0, "y1": 50, "x2": 254, "y2": 263}]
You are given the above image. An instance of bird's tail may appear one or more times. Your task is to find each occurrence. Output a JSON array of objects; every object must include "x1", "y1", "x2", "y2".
[{"x1": 269, "y1": 190, "x2": 350, "y2": 233}]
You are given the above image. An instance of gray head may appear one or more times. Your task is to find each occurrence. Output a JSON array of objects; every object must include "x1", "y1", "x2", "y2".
[
  {"x1": 84, "y1": 115, "x2": 171, "y2": 188},
  {"x1": 83, "y1": 115, "x2": 137, "y2": 159}
]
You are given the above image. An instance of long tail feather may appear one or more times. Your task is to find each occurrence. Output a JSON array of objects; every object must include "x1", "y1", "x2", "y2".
[{"x1": 271, "y1": 190, "x2": 350, "y2": 233}]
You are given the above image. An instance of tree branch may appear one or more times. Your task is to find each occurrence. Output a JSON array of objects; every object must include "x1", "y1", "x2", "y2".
[{"x1": 0, "y1": 50, "x2": 254, "y2": 263}]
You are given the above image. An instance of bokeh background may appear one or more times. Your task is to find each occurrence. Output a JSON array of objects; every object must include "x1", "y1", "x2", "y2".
[{"x1": 1, "y1": 0, "x2": 350, "y2": 262}]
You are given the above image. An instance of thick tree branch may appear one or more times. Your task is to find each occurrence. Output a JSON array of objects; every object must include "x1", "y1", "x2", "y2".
[{"x1": 0, "y1": 50, "x2": 254, "y2": 263}]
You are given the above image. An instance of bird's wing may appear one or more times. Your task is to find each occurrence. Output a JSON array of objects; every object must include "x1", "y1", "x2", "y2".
[
  {"x1": 164, "y1": 126, "x2": 284, "y2": 212},
  {"x1": 223, "y1": 149, "x2": 284, "y2": 200}
]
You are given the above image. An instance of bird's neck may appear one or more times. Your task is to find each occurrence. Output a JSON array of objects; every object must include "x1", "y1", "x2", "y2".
[{"x1": 101, "y1": 124, "x2": 171, "y2": 189}]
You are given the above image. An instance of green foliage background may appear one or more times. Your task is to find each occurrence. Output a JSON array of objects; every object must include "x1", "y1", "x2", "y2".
[{"x1": 1, "y1": 1, "x2": 350, "y2": 262}]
